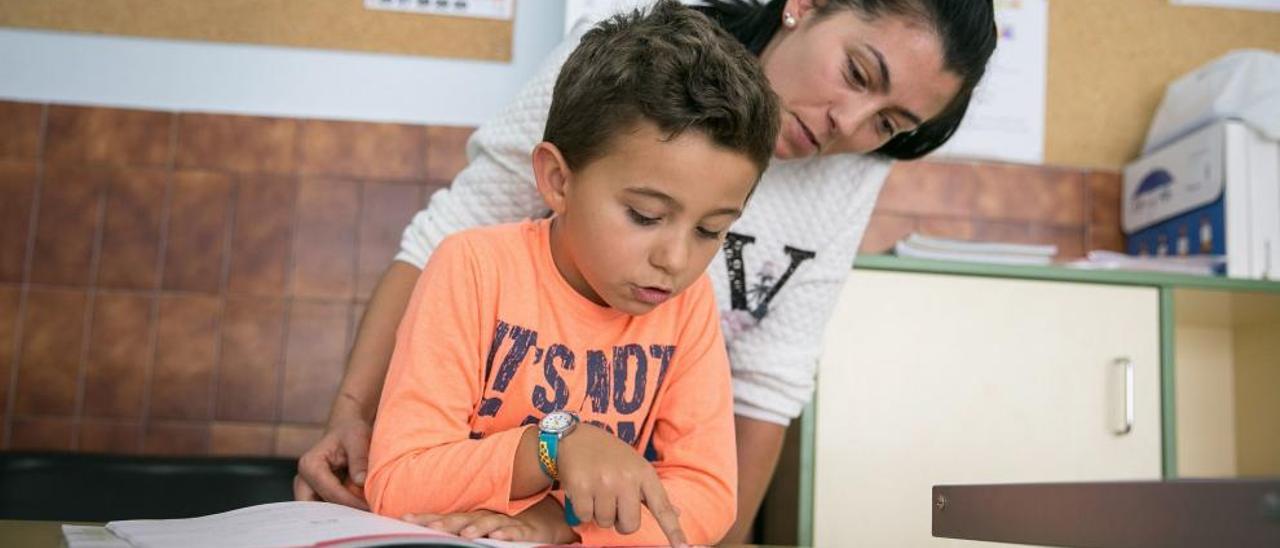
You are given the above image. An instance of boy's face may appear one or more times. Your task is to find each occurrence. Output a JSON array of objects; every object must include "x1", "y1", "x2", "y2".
[{"x1": 535, "y1": 121, "x2": 759, "y2": 315}]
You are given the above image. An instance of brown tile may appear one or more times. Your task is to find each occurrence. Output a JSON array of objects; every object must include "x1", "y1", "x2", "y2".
[
  {"x1": 292, "y1": 178, "x2": 359, "y2": 299},
  {"x1": 1086, "y1": 170, "x2": 1123, "y2": 229},
  {"x1": 228, "y1": 175, "x2": 295, "y2": 296},
  {"x1": 972, "y1": 163, "x2": 1086, "y2": 227},
  {"x1": 973, "y1": 221, "x2": 1086, "y2": 261},
  {"x1": 0, "y1": 101, "x2": 44, "y2": 160},
  {"x1": 149, "y1": 295, "x2": 219, "y2": 420},
  {"x1": 275, "y1": 424, "x2": 324, "y2": 457},
  {"x1": 916, "y1": 217, "x2": 976, "y2": 241},
  {"x1": 29, "y1": 164, "x2": 106, "y2": 286},
  {"x1": 9, "y1": 417, "x2": 75, "y2": 451},
  {"x1": 0, "y1": 160, "x2": 38, "y2": 283},
  {"x1": 97, "y1": 168, "x2": 167, "y2": 289},
  {"x1": 15, "y1": 288, "x2": 88, "y2": 416},
  {"x1": 357, "y1": 182, "x2": 422, "y2": 299},
  {"x1": 163, "y1": 171, "x2": 232, "y2": 293},
  {"x1": 282, "y1": 301, "x2": 349, "y2": 423},
  {"x1": 877, "y1": 160, "x2": 978, "y2": 217},
  {"x1": 176, "y1": 113, "x2": 297, "y2": 175},
  {"x1": 79, "y1": 419, "x2": 142, "y2": 454},
  {"x1": 0, "y1": 286, "x2": 20, "y2": 413},
  {"x1": 216, "y1": 298, "x2": 285, "y2": 422},
  {"x1": 1088, "y1": 223, "x2": 1126, "y2": 253},
  {"x1": 425, "y1": 126, "x2": 475, "y2": 182},
  {"x1": 82, "y1": 293, "x2": 153, "y2": 418},
  {"x1": 211, "y1": 422, "x2": 275, "y2": 456},
  {"x1": 299, "y1": 120, "x2": 427, "y2": 181},
  {"x1": 143, "y1": 421, "x2": 210, "y2": 455},
  {"x1": 45, "y1": 105, "x2": 172, "y2": 167},
  {"x1": 858, "y1": 211, "x2": 915, "y2": 254}
]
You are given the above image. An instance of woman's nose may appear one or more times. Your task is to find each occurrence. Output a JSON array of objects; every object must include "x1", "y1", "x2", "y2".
[{"x1": 830, "y1": 93, "x2": 885, "y2": 149}]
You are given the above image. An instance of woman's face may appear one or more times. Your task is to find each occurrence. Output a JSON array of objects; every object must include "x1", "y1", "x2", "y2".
[{"x1": 761, "y1": 1, "x2": 963, "y2": 159}]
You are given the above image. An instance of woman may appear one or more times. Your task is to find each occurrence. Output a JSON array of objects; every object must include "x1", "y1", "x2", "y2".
[{"x1": 295, "y1": 0, "x2": 996, "y2": 543}]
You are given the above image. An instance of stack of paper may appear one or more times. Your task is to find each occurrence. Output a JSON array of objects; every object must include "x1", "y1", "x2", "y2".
[
  {"x1": 893, "y1": 233, "x2": 1058, "y2": 266},
  {"x1": 64, "y1": 501, "x2": 538, "y2": 548},
  {"x1": 1066, "y1": 250, "x2": 1226, "y2": 276}
]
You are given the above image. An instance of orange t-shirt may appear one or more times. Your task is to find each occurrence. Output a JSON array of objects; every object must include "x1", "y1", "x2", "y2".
[{"x1": 366, "y1": 219, "x2": 737, "y2": 545}]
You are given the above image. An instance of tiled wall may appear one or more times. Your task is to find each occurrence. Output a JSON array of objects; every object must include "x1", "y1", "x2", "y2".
[
  {"x1": 0, "y1": 100, "x2": 1123, "y2": 457},
  {"x1": 0, "y1": 100, "x2": 471, "y2": 456}
]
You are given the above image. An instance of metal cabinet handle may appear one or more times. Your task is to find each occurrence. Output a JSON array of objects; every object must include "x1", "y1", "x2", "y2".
[{"x1": 1114, "y1": 357, "x2": 1133, "y2": 435}]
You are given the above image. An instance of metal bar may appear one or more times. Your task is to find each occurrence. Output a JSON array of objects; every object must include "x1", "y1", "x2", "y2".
[{"x1": 933, "y1": 480, "x2": 1280, "y2": 548}]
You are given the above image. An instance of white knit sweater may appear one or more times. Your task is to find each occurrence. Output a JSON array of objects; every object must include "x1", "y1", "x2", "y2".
[{"x1": 396, "y1": 20, "x2": 891, "y2": 425}]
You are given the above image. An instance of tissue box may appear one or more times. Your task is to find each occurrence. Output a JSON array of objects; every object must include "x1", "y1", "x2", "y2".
[{"x1": 1122, "y1": 121, "x2": 1279, "y2": 279}]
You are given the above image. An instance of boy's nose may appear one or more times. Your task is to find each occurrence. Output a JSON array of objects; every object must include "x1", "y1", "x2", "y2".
[{"x1": 650, "y1": 236, "x2": 688, "y2": 274}]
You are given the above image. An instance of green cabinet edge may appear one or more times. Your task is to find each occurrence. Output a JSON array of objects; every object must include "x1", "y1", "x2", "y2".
[{"x1": 795, "y1": 254, "x2": 1280, "y2": 545}]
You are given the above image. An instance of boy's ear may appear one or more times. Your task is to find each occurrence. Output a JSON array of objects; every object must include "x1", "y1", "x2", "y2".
[{"x1": 532, "y1": 141, "x2": 573, "y2": 216}]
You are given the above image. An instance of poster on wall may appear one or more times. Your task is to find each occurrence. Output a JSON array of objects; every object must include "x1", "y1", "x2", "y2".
[
  {"x1": 564, "y1": 0, "x2": 649, "y2": 31},
  {"x1": 1169, "y1": 0, "x2": 1280, "y2": 12},
  {"x1": 364, "y1": 0, "x2": 515, "y2": 20},
  {"x1": 932, "y1": 0, "x2": 1048, "y2": 165}
]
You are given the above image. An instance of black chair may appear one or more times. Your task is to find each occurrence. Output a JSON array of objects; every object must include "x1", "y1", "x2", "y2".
[{"x1": 0, "y1": 451, "x2": 298, "y2": 521}]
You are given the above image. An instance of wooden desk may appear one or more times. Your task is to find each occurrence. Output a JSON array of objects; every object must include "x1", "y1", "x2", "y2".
[{"x1": 0, "y1": 519, "x2": 92, "y2": 547}]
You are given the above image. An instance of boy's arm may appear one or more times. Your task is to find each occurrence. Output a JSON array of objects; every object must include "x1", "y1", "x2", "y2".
[
  {"x1": 568, "y1": 277, "x2": 738, "y2": 546},
  {"x1": 365, "y1": 236, "x2": 548, "y2": 519}
]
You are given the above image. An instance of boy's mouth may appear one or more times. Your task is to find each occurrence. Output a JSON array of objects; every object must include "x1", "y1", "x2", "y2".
[{"x1": 631, "y1": 285, "x2": 672, "y2": 306}]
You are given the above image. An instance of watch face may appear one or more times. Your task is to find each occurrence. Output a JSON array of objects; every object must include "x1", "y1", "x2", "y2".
[{"x1": 539, "y1": 411, "x2": 576, "y2": 434}]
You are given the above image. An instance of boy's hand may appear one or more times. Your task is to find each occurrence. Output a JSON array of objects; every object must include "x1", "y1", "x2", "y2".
[
  {"x1": 558, "y1": 424, "x2": 688, "y2": 547},
  {"x1": 294, "y1": 417, "x2": 373, "y2": 510},
  {"x1": 403, "y1": 498, "x2": 578, "y2": 544}
]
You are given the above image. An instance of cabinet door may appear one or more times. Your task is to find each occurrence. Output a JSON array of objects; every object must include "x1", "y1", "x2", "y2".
[{"x1": 813, "y1": 270, "x2": 1162, "y2": 547}]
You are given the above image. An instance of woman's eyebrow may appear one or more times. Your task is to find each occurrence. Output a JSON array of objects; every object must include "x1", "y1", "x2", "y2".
[{"x1": 867, "y1": 45, "x2": 924, "y2": 126}]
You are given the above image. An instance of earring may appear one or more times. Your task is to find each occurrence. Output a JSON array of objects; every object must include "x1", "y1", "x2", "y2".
[{"x1": 783, "y1": 12, "x2": 797, "y2": 28}]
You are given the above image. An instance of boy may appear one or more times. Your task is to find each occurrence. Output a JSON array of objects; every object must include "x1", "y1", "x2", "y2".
[{"x1": 364, "y1": 2, "x2": 779, "y2": 545}]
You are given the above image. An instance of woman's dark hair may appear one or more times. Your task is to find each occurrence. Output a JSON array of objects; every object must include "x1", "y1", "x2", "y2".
[{"x1": 694, "y1": 0, "x2": 997, "y2": 160}]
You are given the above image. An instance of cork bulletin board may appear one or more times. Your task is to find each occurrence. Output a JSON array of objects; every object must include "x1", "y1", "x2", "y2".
[
  {"x1": 1046, "y1": 0, "x2": 1280, "y2": 168},
  {"x1": 0, "y1": 0, "x2": 514, "y2": 62}
]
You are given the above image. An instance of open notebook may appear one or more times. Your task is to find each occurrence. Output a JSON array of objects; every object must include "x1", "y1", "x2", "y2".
[{"x1": 63, "y1": 501, "x2": 543, "y2": 548}]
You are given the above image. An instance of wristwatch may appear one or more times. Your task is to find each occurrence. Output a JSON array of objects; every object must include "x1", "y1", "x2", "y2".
[
  {"x1": 537, "y1": 410, "x2": 579, "y2": 482},
  {"x1": 538, "y1": 410, "x2": 582, "y2": 527}
]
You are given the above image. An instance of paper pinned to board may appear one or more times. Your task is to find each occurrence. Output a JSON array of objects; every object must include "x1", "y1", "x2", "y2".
[
  {"x1": 932, "y1": 0, "x2": 1049, "y2": 165},
  {"x1": 364, "y1": 0, "x2": 515, "y2": 20}
]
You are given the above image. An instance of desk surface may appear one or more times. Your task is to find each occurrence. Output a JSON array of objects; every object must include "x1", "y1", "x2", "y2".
[
  {"x1": 0, "y1": 519, "x2": 791, "y2": 547},
  {"x1": 0, "y1": 519, "x2": 88, "y2": 547}
]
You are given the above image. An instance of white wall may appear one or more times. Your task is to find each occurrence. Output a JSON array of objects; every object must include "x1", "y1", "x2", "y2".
[{"x1": 0, "y1": 1, "x2": 566, "y2": 126}]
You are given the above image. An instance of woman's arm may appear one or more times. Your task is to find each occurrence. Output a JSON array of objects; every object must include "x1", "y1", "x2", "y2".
[
  {"x1": 294, "y1": 261, "x2": 421, "y2": 507},
  {"x1": 294, "y1": 19, "x2": 595, "y2": 508}
]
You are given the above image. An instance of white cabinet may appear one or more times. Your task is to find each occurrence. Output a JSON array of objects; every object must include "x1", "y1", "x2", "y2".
[{"x1": 812, "y1": 270, "x2": 1163, "y2": 547}]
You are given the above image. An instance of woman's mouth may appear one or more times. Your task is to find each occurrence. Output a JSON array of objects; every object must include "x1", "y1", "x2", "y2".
[{"x1": 785, "y1": 113, "x2": 820, "y2": 156}]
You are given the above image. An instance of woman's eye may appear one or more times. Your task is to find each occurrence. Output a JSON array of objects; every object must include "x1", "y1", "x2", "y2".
[
  {"x1": 845, "y1": 58, "x2": 866, "y2": 88},
  {"x1": 878, "y1": 115, "x2": 897, "y2": 137},
  {"x1": 627, "y1": 208, "x2": 659, "y2": 226}
]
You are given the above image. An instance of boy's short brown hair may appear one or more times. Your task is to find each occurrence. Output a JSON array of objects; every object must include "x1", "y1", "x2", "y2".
[{"x1": 543, "y1": 0, "x2": 779, "y2": 175}]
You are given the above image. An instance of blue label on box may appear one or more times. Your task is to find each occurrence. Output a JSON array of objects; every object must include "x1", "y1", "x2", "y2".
[{"x1": 1127, "y1": 198, "x2": 1227, "y2": 274}]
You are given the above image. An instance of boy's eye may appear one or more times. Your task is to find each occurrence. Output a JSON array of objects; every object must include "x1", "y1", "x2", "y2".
[
  {"x1": 696, "y1": 226, "x2": 724, "y2": 240},
  {"x1": 627, "y1": 208, "x2": 659, "y2": 226}
]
